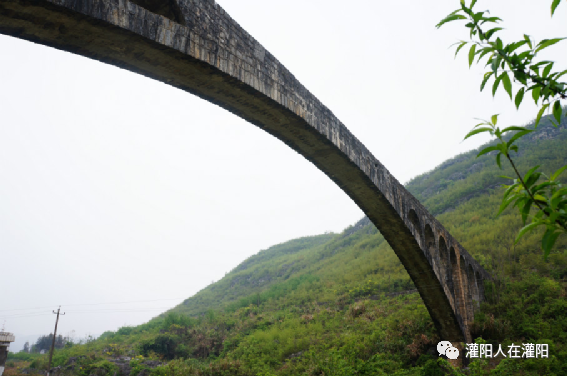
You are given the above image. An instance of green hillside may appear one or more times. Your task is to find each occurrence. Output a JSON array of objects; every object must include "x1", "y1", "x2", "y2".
[
  {"x1": 162, "y1": 112, "x2": 567, "y2": 321},
  {"x1": 9, "y1": 114, "x2": 567, "y2": 376}
]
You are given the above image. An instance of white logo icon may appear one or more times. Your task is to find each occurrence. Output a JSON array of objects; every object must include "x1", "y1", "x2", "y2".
[
  {"x1": 446, "y1": 346, "x2": 460, "y2": 359},
  {"x1": 437, "y1": 341, "x2": 452, "y2": 356},
  {"x1": 437, "y1": 341, "x2": 460, "y2": 359}
]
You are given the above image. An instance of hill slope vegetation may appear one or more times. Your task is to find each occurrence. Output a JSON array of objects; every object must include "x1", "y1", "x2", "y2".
[{"x1": 9, "y1": 114, "x2": 567, "y2": 376}]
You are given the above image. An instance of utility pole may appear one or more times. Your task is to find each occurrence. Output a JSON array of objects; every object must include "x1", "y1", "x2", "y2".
[{"x1": 47, "y1": 307, "x2": 65, "y2": 376}]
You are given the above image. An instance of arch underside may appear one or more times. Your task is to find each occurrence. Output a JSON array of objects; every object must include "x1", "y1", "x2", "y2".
[{"x1": 0, "y1": 0, "x2": 491, "y2": 342}]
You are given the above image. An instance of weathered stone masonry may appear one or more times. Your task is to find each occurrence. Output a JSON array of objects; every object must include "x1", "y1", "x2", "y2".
[{"x1": 0, "y1": 0, "x2": 491, "y2": 344}]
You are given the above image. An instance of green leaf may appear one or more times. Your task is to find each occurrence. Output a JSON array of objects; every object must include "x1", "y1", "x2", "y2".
[
  {"x1": 515, "y1": 88, "x2": 525, "y2": 109},
  {"x1": 533, "y1": 194, "x2": 547, "y2": 202},
  {"x1": 454, "y1": 42, "x2": 468, "y2": 58},
  {"x1": 448, "y1": 8, "x2": 463, "y2": 17},
  {"x1": 507, "y1": 130, "x2": 533, "y2": 146},
  {"x1": 476, "y1": 146, "x2": 500, "y2": 158},
  {"x1": 477, "y1": 145, "x2": 500, "y2": 157},
  {"x1": 514, "y1": 197, "x2": 528, "y2": 211},
  {"x1": 500, "y1": 175, "x2": 516, "y2": 180},
  {"x1": 517, "y1": 50, "x2": 532, "y2": 63},
  {"x1": 552, "y1": 100, "x2": 562, "y2": 124},
  {"x1": 502, "y1": 183, "x2": 519, "y2": 199},
  {"x1": 502, "y1": 126, "x2": 526, "y2": 133},
  {"x1": 551, "y1": 196, "x2": 567, "y2": 211},
  {"x1": 507, "y1": 40, "x2": 527, "y2": 53},
  {"x1": 472, "y1": 12, "x2": 484, "y2": 23},
  {"x1": 532, "y1": 86, "x2": 542, "y2": 105},
  {"x1": 491, "y1": 54, "x2": 502, "y2": 73},
  {"x1": 535, "y1": 103, "x2": 550, "y2": 127},
  {"x1": 485, "y1": 17, "x2": 502, "y2": 23},
  {"x1": 524, "y1": 34, "x2": 532, "y2": 49},
  {"x1": 542, "y1": 229, "x2": 560, "y2": 260},
  {"x1": 485, "y1": 27, "x2": 503, "y2": 40},
  {"x1": 477, "y1": 47, "x2": 493, "y2": 62},
  {"x1": 551, "y1": 165, "x2": 567, "y2": 180},
  {"x1": 551, "y1": 186, "x2": 567, "y2": 197},
  {"x1": 521, "y1": 199, "x2": 533, "y2": 224},
  {"x1": 468, "y1": 44, "x2": 477, "y2": 67},
  {"x1": 464, "y1": 127, "x2": 493, "y2": 140},
  {"x1": 473, "y1": 121, "x2": 489, "y2": 128},
  {"x1": 501, "y1": 72, "x2": 513, "y2": 99},
  {"x1": 551, "y1": 0, "x2": 562, "y2": 16},
  {"x1": 436, "y1": 14, "x2": 467, "y2": 28},
  {"x1": 492, "y1": 74, "x2": 502, "y2": 96},
  {"x1": 496, "y1": 152, "x2": 502, "y2": 169},
  {"x1": 542, "y1": 62, "x2": 554, "y2": 78},
  {"x1": 480, "y1": 71, "x2": 494, "y2": 91},
  {"x1": 557, "y1": 69, "x2": 567, "y2": 79},
  {"x1": 548, "y1": 211, "x2": 560, "y2": 225},
  {"x1": 498, "y1": 195, "x2": 517, "y2": 215},
  {"x1": 491, "y1": 114, "x2": 499, "y2": 125},
  {"x1": 525, "y1": 172, "x2": 542, "y2": 190},
  {"x1": 515, "y1": 222, "x2": 541, "y2": 244},
  {"x1": 535, "y1": 38, "x2": 566, "y2": 53},
  {"x1": 524, "y1": 165, "x2": 541, "y2": 184},
  {"x1": 496, "y1": 37, "x2": 503, "y2": 50},
  {"x1": 532, "y1": 182, "x2": 554, "y2": 194},
  {"x1": 514, "y1": 71, "x2": 529, "y2": 86},
  {"x1": 531, "y1": 60, "x2": 554, "y2": 69}
]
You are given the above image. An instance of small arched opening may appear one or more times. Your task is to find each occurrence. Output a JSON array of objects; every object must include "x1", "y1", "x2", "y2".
[
  {"x1": 424, "y1": 224, "x2": 438, "y2": 278},
  {"x1": 408, "y1": 209, "x2": 422, "y2": 248}
]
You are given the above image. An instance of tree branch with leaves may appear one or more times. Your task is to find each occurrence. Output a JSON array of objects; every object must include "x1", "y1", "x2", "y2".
[{"x1": 437, "y1": 0, "x2": 567, "y2": 259}]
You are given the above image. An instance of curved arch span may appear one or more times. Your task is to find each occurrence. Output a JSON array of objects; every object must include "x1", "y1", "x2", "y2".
[{"x1": 0, "y1": 0, "x2": 490, "y2": 343}]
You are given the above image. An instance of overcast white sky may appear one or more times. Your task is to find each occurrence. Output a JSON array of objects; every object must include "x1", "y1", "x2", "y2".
[{"x1": 1, "y1": 0, "x2": 565, "y2": 351}]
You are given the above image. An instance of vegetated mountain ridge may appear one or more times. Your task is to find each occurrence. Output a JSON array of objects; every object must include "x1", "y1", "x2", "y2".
[
  {"x1": 163, "y1": 112, "x2": 567, "y2": 319},
  {"x1": 9, "y1": 113, "x2": 566, "y2": 376}
]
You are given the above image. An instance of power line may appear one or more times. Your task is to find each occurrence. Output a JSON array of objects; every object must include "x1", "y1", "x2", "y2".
[
  {"x1": 0, "y1": 313, "x2": 54, "y2": 320},
  {"x1": 65, "y1": 307, "x2": 172, "y2": 313},
  {"x1": 0, "y1": 307, "x2": 174, "y2": 320},
  {"x1": 0, "y1": 297, "x2": 184, "y2": 313}
]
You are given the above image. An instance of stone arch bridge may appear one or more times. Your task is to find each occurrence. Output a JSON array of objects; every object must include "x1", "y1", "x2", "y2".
[{"x1": 0, "y1": 0, "x2": 491, "y2": 344}]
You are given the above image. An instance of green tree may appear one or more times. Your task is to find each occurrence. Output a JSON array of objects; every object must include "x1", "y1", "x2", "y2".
[
  {"x1": 32, "y1": 334, "x2": 64, "y2": 353},
  {"x1": 437, "y1": 0, "x2": 567, "y2": 259}
]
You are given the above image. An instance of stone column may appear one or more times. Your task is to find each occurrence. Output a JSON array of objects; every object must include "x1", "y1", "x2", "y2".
[
  {"x1": 0, "y1": 344, "x2": 8, "y2": 376},
  {"x1": 0, "y1": 332, "x2": 15, "y2": 376}
]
